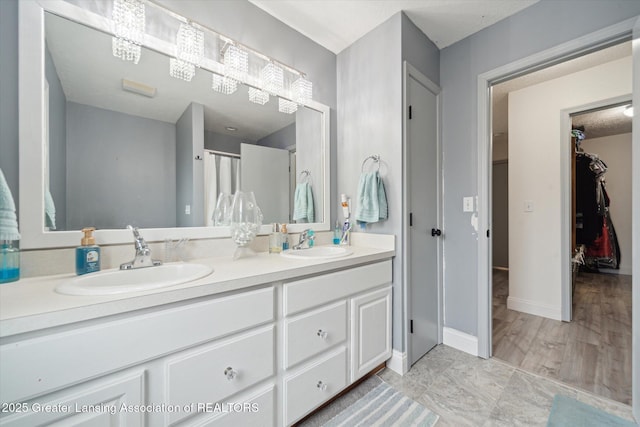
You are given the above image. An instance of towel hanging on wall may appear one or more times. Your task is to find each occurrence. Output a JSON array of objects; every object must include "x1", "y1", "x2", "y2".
[
  {"x1": 0, "y1": 168, "x2": 20, "y2": 241},
  {"x1": 293, "y1": 181, "x2": 315, "y2": 223},
  {"x1": 355, "y1": 170, "x2": 388, "y2": 224}
]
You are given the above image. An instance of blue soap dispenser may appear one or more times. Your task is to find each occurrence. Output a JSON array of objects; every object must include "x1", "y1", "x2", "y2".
[{"x1": 76, "y1": 227, "x2": 100, "y2": 275}]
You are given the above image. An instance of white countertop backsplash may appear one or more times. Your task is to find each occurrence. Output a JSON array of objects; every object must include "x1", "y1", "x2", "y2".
[{"x1": 0, "y1": 232, "x2": 394, "y2": 338}]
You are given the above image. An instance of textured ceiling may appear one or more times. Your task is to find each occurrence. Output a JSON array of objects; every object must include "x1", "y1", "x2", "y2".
[
  {"x1": 248, "y1": 0, "x2": 539, "y2": 53},
  {"x1": 572, "y1": 105, "x2": 633, "y2": 140}
]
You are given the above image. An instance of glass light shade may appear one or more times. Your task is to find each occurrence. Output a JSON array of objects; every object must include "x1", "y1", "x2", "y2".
[
  {"x1": 230, "y1": 191, "x2": 263, "y2": 259},
  {"x1": 169, "y1": 58, "x2": 196, "y2": 82},
  {"x1": 112, "y1": 0, "x2": 145, "y2": 63},
  {"x1": 260, "y1": 63, "x2": 284, "y2": 95},
  {"x1": 291, "y1": 76, "x2": 313, "y2": 105},
  {"x1": 176, "y1": 22, "x2": 204, "y2": 65},
  {"x1": 212, "y1": 74, "x2": 238, "y2": 95},
  {"x1": 248, "y1": 88, "x2": 270, "y2": 105},
  {"x1": 112, "y1": 38, "x2": 141, "y2": 64},
  {"x1": 224, "y1": 45, "x2": 249, "y2": 81},
  {"x1": 278, "y1": 98, "x2": 298, "y2": 114}
]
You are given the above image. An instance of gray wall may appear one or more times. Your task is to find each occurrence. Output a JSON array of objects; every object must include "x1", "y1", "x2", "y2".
[
  {"x1": 204, "y1": 130, "x2": 247, "y2": 155},
  {"x1": 440, "y1": 0, "x2": 640, "y2": 335},
  {"x1": 45, "y1": 44, "x2": 67, "y2": 230},
  {"x1": 492, "y1": 161, "x2": 508, "y2": 269},
  {"x1": 257, "y1": 123, "x2": 295, "y2": 150},
  {"x1": 66, "y1": 102, "x2": 176, "y2": 230},
  {"x1": 337, "y1": 12, "x2": 440, "y2": 351},
  {"x1": 176, "y1": 103, "x2": 204, "y2": 227},
  {"x1": 0, "y1": 0, "x2": 19, "y2": 211}
]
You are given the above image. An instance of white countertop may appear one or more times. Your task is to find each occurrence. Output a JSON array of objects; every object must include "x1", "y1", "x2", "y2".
[{"x1": 0, "y1": 243, "x2": 394, "y2": 338}]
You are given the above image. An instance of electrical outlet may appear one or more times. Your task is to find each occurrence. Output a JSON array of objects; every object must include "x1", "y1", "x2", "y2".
[
  {"x1": 185, "y1": 204, "x2": 191, "y2": 215},
  {"x1": 463, "y1": 197, "x2": 474, "y2": 212}
]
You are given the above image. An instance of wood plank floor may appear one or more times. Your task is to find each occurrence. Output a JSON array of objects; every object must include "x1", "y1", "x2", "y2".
[{"x1": 492, "y1": 269, "x2": 632, "y2": 405}]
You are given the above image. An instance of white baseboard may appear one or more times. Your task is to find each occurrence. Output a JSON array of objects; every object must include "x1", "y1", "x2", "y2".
[
  {"x1": 442, "y1": 327, "x2": 478, "y2": 357},
  {"x1": 386, "y1": 349, "x2": 408, "y2": 375},
  {"x1": 507, "y1": 296, "x2": 561, "y2": 320}
]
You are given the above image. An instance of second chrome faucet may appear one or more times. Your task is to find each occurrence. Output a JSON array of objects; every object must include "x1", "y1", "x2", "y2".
[{"x1": 120, "y1": 225, "x2": 163, "y2": 270}]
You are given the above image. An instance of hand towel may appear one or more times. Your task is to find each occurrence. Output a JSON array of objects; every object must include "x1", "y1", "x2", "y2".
[
  {"x1": 355, "y1": 171, "x2": 388, "y2": 224},
  {"x1": 293, "y1": 182, "x2": 315, "y2": 223},
  {"x1": 0, "y1": 168, "x2": 20, "y2": 241},
  {"x1": 45, "y1": 188, "x2": 57, "y2": 230}
]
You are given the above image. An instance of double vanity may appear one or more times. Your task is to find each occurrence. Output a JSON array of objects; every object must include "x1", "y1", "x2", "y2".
[{"x1": 0, "y1": 235, "x2": 394, "y2": 426}]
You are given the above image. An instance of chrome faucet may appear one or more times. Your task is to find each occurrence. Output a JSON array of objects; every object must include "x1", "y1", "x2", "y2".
[
  {"x1": 293, "y1": 229, "x2": 315, "y2": 250},
  {"x1": 120, "y1": 225, "x2": 162, "y2": 270}
]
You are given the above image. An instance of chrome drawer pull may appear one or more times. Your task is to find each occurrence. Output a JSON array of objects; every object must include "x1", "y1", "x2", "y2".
[
  {"x1": 224, "y1": 367, "x2": 237, "y2": 381},
  {"x1": 317, "y1": 380, "x2": 327, "y2": 391},
  {"x1": 317, "y1": 329, "x2": 328, "y2": 340}
]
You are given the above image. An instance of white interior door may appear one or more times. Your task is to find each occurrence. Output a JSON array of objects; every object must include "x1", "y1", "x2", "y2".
[
  {"x1": 407, "y1": 69, "x2": 441, "y2": 366},
  {"x1": 241, "y1": 143, "x2": 289, "y2": 224},
  {"x1": 631, "y1": 15, "x2": 639, "y2": 423}
]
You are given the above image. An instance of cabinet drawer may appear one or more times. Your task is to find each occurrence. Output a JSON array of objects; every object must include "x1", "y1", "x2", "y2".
[
  {"x1": 0, "y1": 369, "x2": 145, "y2": 427},
  {"x1": 166, "y1": 326, "x2": 275, "y2": 425},
  {"x1": 284, "y1": 260, "x2": 392, "y2": 315},
  {"x1": 284, "y1": 301, "x2": 347, "y2": 368},
  {"x1": 284, "y1": 347, "x2": 347, "y2": 425},
  {"x1": 0, "y1": 286, "x2": 274, "y2": 403},
  {"x1": 192, "y1": 385, "x2": 275, "y2": 427}
]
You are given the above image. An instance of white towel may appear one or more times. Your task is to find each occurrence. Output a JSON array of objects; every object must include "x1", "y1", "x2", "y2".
[{"x1": 0, "y1": 168, "x2": 20, "y2": 241}]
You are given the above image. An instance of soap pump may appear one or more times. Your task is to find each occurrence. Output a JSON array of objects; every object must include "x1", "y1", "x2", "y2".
[{"x1": 76, "y1": 227, "x2": 101, "y2": 275}]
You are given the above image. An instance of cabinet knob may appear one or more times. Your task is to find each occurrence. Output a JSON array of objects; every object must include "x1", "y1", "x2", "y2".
[
  {"x1": 317, "y1": 380, "x2": 328, "y2": 391},
  {"x1": 317, "y1": 329, "x2": 329, "y2": 340},
  {"x1": 224, "y1": 367, "x2": 237, "y2": 381}
]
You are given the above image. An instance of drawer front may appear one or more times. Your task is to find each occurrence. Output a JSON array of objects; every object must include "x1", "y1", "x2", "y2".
[
  {"x1": 0, "y1": 286, "x2": 274, "y2": 403},
  {"x1": 284, "y1": 260, "x2": 392, "y2": 315},
  {"x1": 166, "y1": 326, "x2": 275, "y2": 425},
  {"x1": 284, "y1": 347, "x2": 347, "y2": 426},
  {"x1": 192, "y1": 385, "x2": 275, "y2": 427},
  {"x1": 284, "y1": 301, "x2": 347, "y2": 368},
  {"x1": 0, "y1": 369, "x2": 145, "y2": 427}
]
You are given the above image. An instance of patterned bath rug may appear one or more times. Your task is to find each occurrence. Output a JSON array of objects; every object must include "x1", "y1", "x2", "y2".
[
  {"x1": 322, "y1": 381, "x2": 439, "y2": 427},
  {"x1": 547, "y1": 394, "x2": 636, "y2": 427}
]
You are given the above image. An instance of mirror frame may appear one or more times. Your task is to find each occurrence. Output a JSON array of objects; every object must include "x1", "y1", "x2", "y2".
[{"x1": 19, "y1": 0, "x2": 331, "y2": 249}]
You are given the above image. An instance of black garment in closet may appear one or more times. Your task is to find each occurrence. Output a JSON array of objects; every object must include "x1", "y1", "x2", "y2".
[{"x1": 575, "y1": 153, "x2": 601, "y2": 246}]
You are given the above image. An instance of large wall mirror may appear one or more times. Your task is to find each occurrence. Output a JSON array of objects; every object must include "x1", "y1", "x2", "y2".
[{"x1": 19, "y1": 0, "x2": 330, "y2": 249}]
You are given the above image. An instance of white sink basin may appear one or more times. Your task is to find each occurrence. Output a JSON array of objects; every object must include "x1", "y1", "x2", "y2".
[
  {"x1": 56, "y1": 263, "x2": 214, "y2": 296},
  {"x1": 281, "y1": 246, "x2": 353, "y2": 260}
]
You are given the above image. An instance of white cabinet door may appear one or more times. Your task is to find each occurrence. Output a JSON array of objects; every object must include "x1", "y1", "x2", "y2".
[
  {"x1": 191, "y1": 385, "x2": 276, "y2": 427},
  {"x1": 0, "y1": 370, "x2": 145, "y2": 427},
  {"x1": 350, "y1": 287, "x2": 392, "y2": 382}
]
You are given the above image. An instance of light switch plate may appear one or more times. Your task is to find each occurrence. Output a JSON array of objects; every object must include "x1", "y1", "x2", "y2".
[
  {"x1": 524, "y1": 200, "x2": 534, "y2": 212},
  {"x1": 463, "y1": 197, "x2": 474, "y2": 212},
  {"x1": 185, "y1": 204, "x2": 191, "y2": 215}
]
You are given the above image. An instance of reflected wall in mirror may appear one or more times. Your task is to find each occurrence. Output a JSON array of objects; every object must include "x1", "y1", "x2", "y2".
[{"x1": 44, "y1": 11, "x2": 324, "y2": 231}]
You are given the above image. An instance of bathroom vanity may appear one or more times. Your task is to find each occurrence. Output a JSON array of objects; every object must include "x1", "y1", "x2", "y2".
[{"x1": 0, "y1": 240, "x2": 393, "y2": 426}]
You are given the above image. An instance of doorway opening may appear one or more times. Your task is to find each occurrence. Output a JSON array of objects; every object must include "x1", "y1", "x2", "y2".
[{"x1": 488, "y1": 42, "x2": 633, "y2": 405}]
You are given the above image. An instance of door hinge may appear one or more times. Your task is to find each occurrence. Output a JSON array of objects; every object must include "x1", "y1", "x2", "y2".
[
  {"x1": 410, "y1": 319, "x2": 414, "y2": 333},
  {"x1": 487, "y1": 229, "x2": 490, "y2": 238},
  {"x1": 409, "y1": 212, "x2": 413, "y2": 227},
  {"x1": 409, "y1": 105, "x2": 412, "y2": 120}
]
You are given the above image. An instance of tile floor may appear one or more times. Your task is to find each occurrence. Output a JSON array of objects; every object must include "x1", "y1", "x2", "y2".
[{"x1": 299, "y1": 345, "x2": 636, "y2": 426}]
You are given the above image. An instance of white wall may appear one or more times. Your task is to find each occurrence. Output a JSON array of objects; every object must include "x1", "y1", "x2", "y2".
[
  {"x1": 582, "y1": 133, "x2": 632, "y2": 275},
  {"x1": 508, "y1": 56, "x2": 631, "y2": 320}
]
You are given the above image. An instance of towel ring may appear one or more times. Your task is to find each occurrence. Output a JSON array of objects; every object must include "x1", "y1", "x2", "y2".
[
  {"x1": 299, "y1": 170, "x2": 311, "y2": 182},
  {"x1": 361, "y1": 155, "x2": 381, "y2": 172}
]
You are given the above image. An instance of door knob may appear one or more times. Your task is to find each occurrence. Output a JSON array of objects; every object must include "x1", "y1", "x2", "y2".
[{"x1": 431, "y1": 228, "x2": 442, "y2": 237}]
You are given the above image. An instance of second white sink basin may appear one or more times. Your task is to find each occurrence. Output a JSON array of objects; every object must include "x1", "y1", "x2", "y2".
[
  {"x1": 56, "y1": 263, "x2": 214, "y2": 296},
  {"x1": 281, "y1": 246, "x2": 353, "y2": 260}
]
